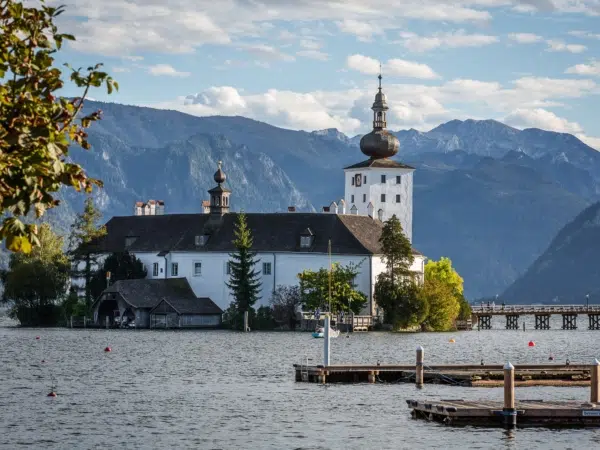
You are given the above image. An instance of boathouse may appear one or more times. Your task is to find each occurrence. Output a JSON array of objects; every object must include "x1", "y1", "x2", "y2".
[{"x1": 92, "y1": 278, "x2": 222, "y2": 328}]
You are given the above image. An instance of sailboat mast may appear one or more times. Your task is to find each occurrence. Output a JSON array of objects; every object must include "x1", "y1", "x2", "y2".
[{"x1": 328, "y1": 239, "x2": 332, "y2": 314}]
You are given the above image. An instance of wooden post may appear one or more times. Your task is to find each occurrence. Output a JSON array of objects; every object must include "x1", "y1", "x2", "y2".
[
  {"x1": 84, "y1": 316, "x2": 87, "y2": 328},
  {"x1": 368, "y1": 371, "x2": 376, "y2": 383},
  {"x1": 503, "y1": 362, "x2": 516, "y2": 428},
  {"x1": 105, "y1": 316, "x2": 109, "y2": 329},
  {"x1": 416, "y1": 346, "x2": 424, "y2": 388},
  {"x1": 591, "y1": 359, "x2": 600, "y2": 403},
  {"x1": 244, "y1": 310, "x2": 249, "y2": 332},
  {"x1": 70, "y1": 316, "x2": 73, "y2": 329},
  {"x1": 324, "y1": 316, "x2": 331, "y2": 367}
]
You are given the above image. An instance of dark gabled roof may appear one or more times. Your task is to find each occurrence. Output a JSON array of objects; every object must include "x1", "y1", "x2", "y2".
[
  {"x1": 344, "y1": 158, "x2": 415, "y2": 170},
  {"x1": 83, "y1": 212, "x2": 423, "y2": 256},
  {"x1": 150, "y1": 297, "x2": 222, "y2": 315},
  {"x1": 102, "y1": 278, "x2": 212, "y2": 310}
]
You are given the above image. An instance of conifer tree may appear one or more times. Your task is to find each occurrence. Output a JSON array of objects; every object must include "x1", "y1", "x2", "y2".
[
  {"x1": 68, "y1": 197, "x2": 106, "y2": 313},
  {"x1": 226, "y1": 212, "x2": 261, "y2": 328}
]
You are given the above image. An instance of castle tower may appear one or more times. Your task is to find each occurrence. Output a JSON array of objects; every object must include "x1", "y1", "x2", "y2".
[
  {"x1": 343, "y1": 72, "x2": 415, "y2": 242},
  {"x1": 208, "y1": 161, "x2": 231, "y2": 216}
]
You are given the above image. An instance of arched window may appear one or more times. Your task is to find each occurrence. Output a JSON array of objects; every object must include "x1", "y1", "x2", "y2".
[{"x1": 377, "y1": 209, "x2": 383, "y2": 221}]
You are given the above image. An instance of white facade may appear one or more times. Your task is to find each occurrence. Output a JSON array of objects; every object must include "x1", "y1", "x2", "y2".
[{"x1": 344, "y1": 167, "x2": 414, "y2": 242}]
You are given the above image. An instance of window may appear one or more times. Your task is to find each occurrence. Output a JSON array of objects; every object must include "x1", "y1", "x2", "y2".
[
  {"x1": 363, "y1": 176, "x2": 367, "y2": 184},
  {"x1": 381, "y1": 174, "x2": 386, "y2": 183},
  {"x1": 396, "y1": 194, "x2": 401, "y2": 203},
  {"x1": 153, "y1": 263, "x2": 159, "y2": 277},
  {"x1": 226, "y1": 262, "x2": 231, "y2": 275},
  {"x1": 363, "y1": 194, "x2": 366, "y2": 203},
  {"x1": 125, "y1": 236, "x2": 137, "y2": 247},
  {"x1": 195, "y1": 235, "x2": 207, "y2": 246},
  {"x1": 351, "y1": 177, "x2": 354, "y2": 186},
  {"x1": 396, "y1": 175, "x2": 401, "y2": 184},
  {"x1": 263, "y1": 262, "x2": 272, "y2": 275},
  {"x1": 351, "y1": 195, "x2": 354, "y2": 203},
  {"x1": 171, "y1": 262, "x2": 178, "y2": 277},
  {"x1": 381, "y1": 194, "x2": 386, "y2": 202},
  {"x1": 355, "y1": 174, "x2": 362, "y2": 187},
  {"x1": 194, "y1": 262, "x2": 202, "y2": 276},
  {"x1": 300, "y1": 236, "x2": 312, "y2": 248}
]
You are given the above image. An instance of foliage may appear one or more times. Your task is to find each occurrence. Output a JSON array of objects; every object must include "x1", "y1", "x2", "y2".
[
  {"x1": 425, "y1": 257, "x2": 464, "y2": 296},
  {"x1": 0, "y1": 222, "x2": 70, "y2": 325},
  {"x1": 419, "y1": 277, "x2": 460, "y2": 331},
  {"x1": 61, "y1": 285, "x2": 85, "y2": 319},
  {"x1": 0, "y1": 0, "x2": 117, "y2": 253},
  {"x1": 226, "y1": 212, "x2": 262, "y2": 330},
  {"x1": 375, "y1": 274, "x2": 428, "y2": 330},
  {"x1": 298, "y1": 261, "x2": 367, "y2": 314},
  {"x1": 68, "y1": 196, "x2": 106, "y2": 312},
  {"x1": 89, "y1": 251, "x2": 147, "y2": 300},
  {"x1": 270, "y1": 285, "x2": 301, "y2": 330},
  {"x1": 253, "y1": 306, "x2": 276, "y2": 330},
  {"x1": 457, "y1": 294, "x2": 472, "y2": 320},
  {"x1": 379, "y1": 214, "x2": 414, "y2": 285}
]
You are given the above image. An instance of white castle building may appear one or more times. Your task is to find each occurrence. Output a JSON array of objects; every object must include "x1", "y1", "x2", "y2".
[{"x1": 86, "y1": 76, "x2": 425, "y2": 328}]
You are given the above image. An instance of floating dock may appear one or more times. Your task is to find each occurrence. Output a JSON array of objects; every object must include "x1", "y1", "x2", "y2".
[
  {"x1": 406, "y1": 399, "x2": 600, "y2": 427},
  {"x1": 293, "y1": 363, "x2": 592, "y2": 386}
]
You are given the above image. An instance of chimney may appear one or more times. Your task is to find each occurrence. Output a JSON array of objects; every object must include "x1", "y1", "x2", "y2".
[
  {"x1": 350, "y1": 205, "x2": 358, "y2": 215},
  {"x1": 329, "y1": 201, "x2": 338, "y2": 214},
  {"x1": 339, "y1": 199, "x2": 346, "y2": 214},
  {"x1": 322, "y1": 206, "x2": 330, "y2": 213},
  {"x1": 288, "y1": 206, "x2": 296, "y2": 212},
  {"x1": 202, "y1": 200, "x2": 210, "y2": 214},
  {"x1": 156, "y1": 201, "x2": 165, "y2": 215},
  {"x1": 367, "y1": 202, "x2": 374, "y2": 218},
  {"x1": 134, "y1": 201, "x2": 144, "y2": 216}
]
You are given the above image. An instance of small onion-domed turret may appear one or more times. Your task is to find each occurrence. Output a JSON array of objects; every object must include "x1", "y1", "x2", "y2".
[{"x1": 214, "y1": 161, "x2": 226, "y2": 184}]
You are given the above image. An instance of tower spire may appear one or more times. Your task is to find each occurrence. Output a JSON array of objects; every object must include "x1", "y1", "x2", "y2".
[{"x1": 378, "y1": 63, "x2": 382, "y2": 90}]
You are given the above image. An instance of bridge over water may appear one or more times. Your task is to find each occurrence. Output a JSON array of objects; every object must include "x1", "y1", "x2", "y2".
[{"x1": 470, "y1": 305, "x2": 600, "y2": 330}]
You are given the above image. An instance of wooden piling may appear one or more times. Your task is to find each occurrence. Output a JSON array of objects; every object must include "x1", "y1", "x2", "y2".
[
  {"x1": 503, "y1": 362, "x2": 516, "y2": 428},
  {"x1": 243, "y1": 310, "x2": 249, "y2": 332},
  {"x1": 324, "y1": 316, "x2": 331, "y2": 367},
  {"x1": 591, "y1": 359, "x2": 600, "y2": 403},
  {"x1": 416, "y1": 346, "x2": 424, "y2": 388},
  {"x1": 368, "y1": 371, "x2": 376, "y2": 383}
]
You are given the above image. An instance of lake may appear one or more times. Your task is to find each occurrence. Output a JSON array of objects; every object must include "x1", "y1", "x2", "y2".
[{"x1": 2, "y1": 318, "x2": 600, "y2": 449}]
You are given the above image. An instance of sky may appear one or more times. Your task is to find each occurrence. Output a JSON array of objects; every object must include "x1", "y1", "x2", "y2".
[{"x1": 46, "y1": 0, "x2": 600, "y2": 149}]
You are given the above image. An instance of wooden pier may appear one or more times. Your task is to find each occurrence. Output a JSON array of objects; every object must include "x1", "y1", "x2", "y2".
[{"x1": 406, "y1": 399, "x2": 600, "y2": 427}]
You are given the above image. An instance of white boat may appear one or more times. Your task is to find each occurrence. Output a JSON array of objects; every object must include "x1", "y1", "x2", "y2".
[{"x1": 312, "y1": 326, "x2": 340, "y2": 339}]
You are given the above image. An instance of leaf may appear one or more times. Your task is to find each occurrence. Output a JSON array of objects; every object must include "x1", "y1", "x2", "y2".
[{"x1": 6, "y1": 235, "x2": 33, "y2": 254}]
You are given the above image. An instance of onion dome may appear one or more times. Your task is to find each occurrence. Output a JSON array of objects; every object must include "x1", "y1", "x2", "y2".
[
  {"x1": 359, "y1": 73, "x2": 400, "y2": 159},
  {"x1": 214, "y1": 161, "x2": 226, "y2": 184}
]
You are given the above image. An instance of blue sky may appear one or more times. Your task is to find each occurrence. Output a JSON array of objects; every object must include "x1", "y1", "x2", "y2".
[{"x1": 49, "y1": 0, "x2": 600, "y2": 148}]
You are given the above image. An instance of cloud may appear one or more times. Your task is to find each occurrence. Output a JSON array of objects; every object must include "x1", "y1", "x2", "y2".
[
  {"x1": 297, "y1": 50, "x2": 329, "y2": 61},
  {"x1": 504, "y1": 108, "x2": 583, "y2": 133},
  {"x1": 112, "y1": 67, "x2": 131, "y2": 73},
  {"x1": 565, "y1": 60, "x2": 600, "y2": 76},
  {"x1": 546, "y1": 39, "x2": 587, "y2": 53},
  {"x1": 335, "y1": 19, "x2": 385, "y2": 42},
  {"x1": 347, "y1": 54, "x2": 439, "y2": 79},
  {"x1": 568, "y1": 30, "x2": 600, "y2": 39},
  {"x1": 148, "y1": 64, "x2": 190, "y2": 77},
  {"x1": 239, "y1": 44, "x2": 295, "y2": 62},
  {"x1": 398, "y1": 30, "x2": 499, "y2": 52},
  {"x1": 508, "y1": 33, "x2": 543, "y2": 43}
]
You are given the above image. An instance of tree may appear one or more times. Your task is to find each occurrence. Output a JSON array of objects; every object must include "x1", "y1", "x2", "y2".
[
  {"x1": 375, "y1": 275, "x2": 428, "y2": 329},
  {"x1": 270, "y1": 285, "x2": 302, "y2": 330},
  {"x1": 68, "y1": 197, "x2": 106, "y2": 312},
  {"x1": 226, "y1": 212, "x2": 262, "y2": 330},
  {"x1": 0, "y1": 223, "x2": 70, "y2": 325},
  {"x1": 298, "y1": 262, "x2": 367, "y2": 315},
  {"x1": 89, "y1": 251, "x2": 147, "y2": 300},
  {"x1": 419, "y1": 277, "x2": 460, "y2": 331},
  {"x1": 425, "y1": 257, "x2": 464, "y2": 296},
  {"x1": 380, "y1": 214, "x2": 414, "y2": 286},
  {"x1": 457, "y1": 294, "x2": 472, "y2": 321},
  {"x1": 0, "y1": 0, "x2": 118, "y2": 253}
]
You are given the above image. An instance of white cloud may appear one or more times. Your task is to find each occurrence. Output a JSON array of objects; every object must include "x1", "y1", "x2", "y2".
[
  {"x1": 568, "y1": 30, "x2": 600, "y2": 39},
  {"x1": 148, "y1": 64, "x2": 190, "y2": 77},
  {"x1": 565, "y1": 60, "x2": 600, "y2": 76},
  {"x1": 546, "y1": 39, "x2": 587, "y2": 53},
  {"x1": 398, "y1": 30, "x2": 498, "y2": 52},
  {"x1": 335, "y1": 19, "x2": 385, "y2": 42},
  {"x1": 347, "y1": 54, "x2": 439, "y2": 79},
  {"x1": 239, "y1": 44, "x2": 295, "y2": 62},
  {"x1": 112, "y1": 67, "x2": 130, "y2": 73},
  {"x1": 508, "y1": 33, "x2": 543, "y2": 43},
  {"x1": 297, "y1": 50, "x2": 329, "y2": 61},
  {"x1": 504, "y1": 108, "x2": 583, "y2": 133}
]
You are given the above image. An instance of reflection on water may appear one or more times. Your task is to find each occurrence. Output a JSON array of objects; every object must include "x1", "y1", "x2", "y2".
[{"x1": 2, "y1": 324, "x2": 600, "y2": 449}]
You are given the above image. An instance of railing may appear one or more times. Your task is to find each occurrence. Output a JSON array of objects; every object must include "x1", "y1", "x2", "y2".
[{"x1": 471, "y1": 305, "x2": 600, "y2": 315}]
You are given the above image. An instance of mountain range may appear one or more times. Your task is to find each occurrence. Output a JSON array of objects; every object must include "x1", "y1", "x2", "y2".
[{"x1": 24, "y1": 101, "x2": 600, "y2": 299}]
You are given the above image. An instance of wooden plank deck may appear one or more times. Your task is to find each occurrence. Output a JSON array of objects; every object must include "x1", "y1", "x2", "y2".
[{"x1": 406, "y1": 399, "x2": 600, "y2": 427}]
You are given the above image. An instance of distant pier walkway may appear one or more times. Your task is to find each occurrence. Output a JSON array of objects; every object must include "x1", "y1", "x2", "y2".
[{"x1": 471, "y1": 305, "x2": 600, "y2": 330}]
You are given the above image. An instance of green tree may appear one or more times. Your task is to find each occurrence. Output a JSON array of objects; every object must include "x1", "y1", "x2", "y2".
[
  {"x1": 380, "y1": 214, "x2": 414, "y2": 286},
  {"x1": 0, "y1": 0, "x2": 117, "y2": 253},
  {"x1": 68, "y1": 197, "x2": 106, "y2": 313},
  {"x1": 0, "y1": 223, "x2": 70, "y2": 325},
  {"x1": 89, "y1": 251, "x2": 147, "y2": 300},
  {"x1": 419, "y1": 277, "x2": 460, "y2": 331},
  {"x1": 457, "y1": 294, "x2": 472, "y2": 321},
  {"x1": 298, "y1": 261, "x2": 367, "y2": 315},
  {"x1": 425, "y1": 257, "x2": 464, "y2": 296},
  {"x1": 270, "y1": 285, "x2": 301, "y2": 330},
  {"x1": 226, "y1": 212, "x2": 262, "y2": 330},
  {"x1": 375, "y1": 276, "x2": 428, "y2": 329}
]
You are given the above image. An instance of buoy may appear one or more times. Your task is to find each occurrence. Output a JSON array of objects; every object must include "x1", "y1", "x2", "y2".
[
  {"x1": 35, "y1": 336, "x2": 40, "y2": 340},
  {"x1": 104, "y1": 346, "x2": 111, "y2": 352},
  {"x1": 449, "y1": 338, "x2": 456, "y2": 343},
  {"x1": 548, "y1": 355, "x2": 555, "y2": 361},
  {"x1": 528, "y1": 341, "x2": 535, "y2": 347},
  {"x1": 41, "y1": 360, "x2": 45, "y2": 363},
  {"x1": 47, "y1": 392, "x2": 57, "y2": 397}
]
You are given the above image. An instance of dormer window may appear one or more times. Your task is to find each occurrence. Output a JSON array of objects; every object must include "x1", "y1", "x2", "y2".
[
  {"x1": 299, "y1": 227, "x2": 314, "y2": 248},
  {"x1": 195, "y1": 235, "x2": 209, "y2": 246},
  {"x1": 125, "y1": 236, "x2": 138, "y2": 247}
]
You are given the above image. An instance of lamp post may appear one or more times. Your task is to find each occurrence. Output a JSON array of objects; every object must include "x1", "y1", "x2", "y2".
[{"x1": 587, "y1": 293, "x2": 590, "y2": 310}]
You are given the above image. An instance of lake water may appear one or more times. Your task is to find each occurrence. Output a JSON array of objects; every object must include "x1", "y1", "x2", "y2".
[{"x1": 2, "y1": 317, "x2": 600, "y2": 449}]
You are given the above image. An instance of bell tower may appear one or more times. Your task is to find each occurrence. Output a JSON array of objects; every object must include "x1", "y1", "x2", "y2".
[{"x1": 208, "y1": 161, "x2": 231, "y2": 216}]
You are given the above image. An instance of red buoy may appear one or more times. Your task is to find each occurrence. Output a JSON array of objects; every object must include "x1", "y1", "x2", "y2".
[
  {"x1": 528, "y1": 341, "x2": 535, "y2": 347},
  {"x1": 47, "y1": 392, "x2": 57, "y2": 397},
  {"x1": 104, "y1": 346, "x2": 111, "y2": 352},
  {"x1": 35, "y1": 336, "x2": 40, "y2": 340}
]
